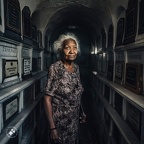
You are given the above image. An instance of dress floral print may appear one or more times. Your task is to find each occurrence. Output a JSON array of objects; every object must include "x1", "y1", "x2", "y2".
[{"x1": 45, "y1": 60, "x2": 84, "y2": 144}]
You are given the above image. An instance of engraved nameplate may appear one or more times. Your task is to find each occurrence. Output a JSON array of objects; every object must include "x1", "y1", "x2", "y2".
[
  {"x1": 3, "y1": 96, "x2": 19, "y2": 125},
  {"x1": 6, "y1": 99, "x2": 18, "y2": 120},
  {"x1": 124, "y1": 63, "x2": 143, "y2": 94},
  {"x1": 23, "y1": 58, "x2": 30, "y2": 76},
  {"x1": 3, "y1": 60, "x2": 18, "y2": 78}
]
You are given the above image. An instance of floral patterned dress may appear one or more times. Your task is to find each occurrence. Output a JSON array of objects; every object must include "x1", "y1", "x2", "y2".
[{"x1": 45, "y1": 60, "x2": 84, "y2": 144}]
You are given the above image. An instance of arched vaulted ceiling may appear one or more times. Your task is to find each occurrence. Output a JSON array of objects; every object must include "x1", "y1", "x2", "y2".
[{"x1": 19, "y1": 0, "x2": 128, "y2": 44}]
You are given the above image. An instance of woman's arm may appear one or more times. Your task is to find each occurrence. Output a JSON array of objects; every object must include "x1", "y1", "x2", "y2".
[
  {"x1": 44, "y1": 96, "x2": 61, "y2": 142},
  {"x1": 44, "y1": 96, "x2": 55, "y2": 129}
]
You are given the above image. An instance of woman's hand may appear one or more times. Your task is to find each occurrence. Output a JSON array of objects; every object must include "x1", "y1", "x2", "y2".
[
  {"x1": 79, "y1": 112, "x2": 86, "y2": 123},
  {"x1": 50, "y1": 129, "x2": 61, "y2": 143}
]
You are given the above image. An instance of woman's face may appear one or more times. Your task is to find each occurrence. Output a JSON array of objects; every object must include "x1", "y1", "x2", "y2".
[{"x1": 62, "y1": 39, "x2": 78, "y2": 62}]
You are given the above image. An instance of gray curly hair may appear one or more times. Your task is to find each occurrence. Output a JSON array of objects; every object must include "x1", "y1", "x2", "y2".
[{"x1": 53, "y1": 33, "x2": 80, "y2": 58}]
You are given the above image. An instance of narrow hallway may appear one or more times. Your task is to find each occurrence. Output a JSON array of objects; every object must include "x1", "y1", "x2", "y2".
[{"x1": 0, "y1": 0, "x2": 144, "y2": 144}]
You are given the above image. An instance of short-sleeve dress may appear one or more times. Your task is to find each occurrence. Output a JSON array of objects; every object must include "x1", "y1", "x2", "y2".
[{"x1": 45, "y1": 60, "x2": 84, "y2": 144}]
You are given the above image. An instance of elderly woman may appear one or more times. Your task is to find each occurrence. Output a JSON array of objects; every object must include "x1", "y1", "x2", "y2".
[{"x1": 44, "y1": 33, "x2": 86, "y2": 144}]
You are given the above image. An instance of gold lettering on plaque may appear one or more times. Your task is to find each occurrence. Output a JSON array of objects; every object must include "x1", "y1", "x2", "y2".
[{"x1": 6, "y1": 99, "x2": 18, "y2": 120}]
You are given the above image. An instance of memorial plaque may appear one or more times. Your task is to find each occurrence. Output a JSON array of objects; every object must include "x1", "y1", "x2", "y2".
[
  {"x1": 108, "y1": 24, "x2": 113, "y2": 48},
  {"x1": 138, "y1": 0, "x2": 144, "y2": 34},
  {"x1": 126, "y1": 102, "x2": 141, "y2": 139},
  {"x1": 22, "y1": 58, "x2": 31, "y2": 79},
  {"x1": 123, "y1": 0, "x2": 138, "y2": 44},
  {"x1": 124, "y1": 63, "x2": 143, "y2": 94},
  {"x1": 3, "y1": 95, "x2": 19, "y2": 126},
  {"x1": 3, "y1": 59, "x2": 18, "y2": 80},
  {"x1": 116, "y1": 18, "x2": 125, "y2": 46},
  {"x1": 115, "y1": 61, "x2": 124, "y2": 85},
  {"x1": 107, "y1": 61, "x2": 114, "y2": 81},
  {"x1": 32, "y1": 58, "x2": 38, "y2": 72},
  {"x1": 22, "y1": 6, "x2": 32, "y2": 38},
  {"x1": 114, "y1": 92, "x2": 123, "y2": 117},
  {"x1": 23, "y1": 85, "x2": 33, "y2": 108},
  {"x1": 23, "y1": 58, "x2": 31, "y2": 76},
  {"x1": 4, "y1": 0, "x2": 21, "y2": 34}
]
